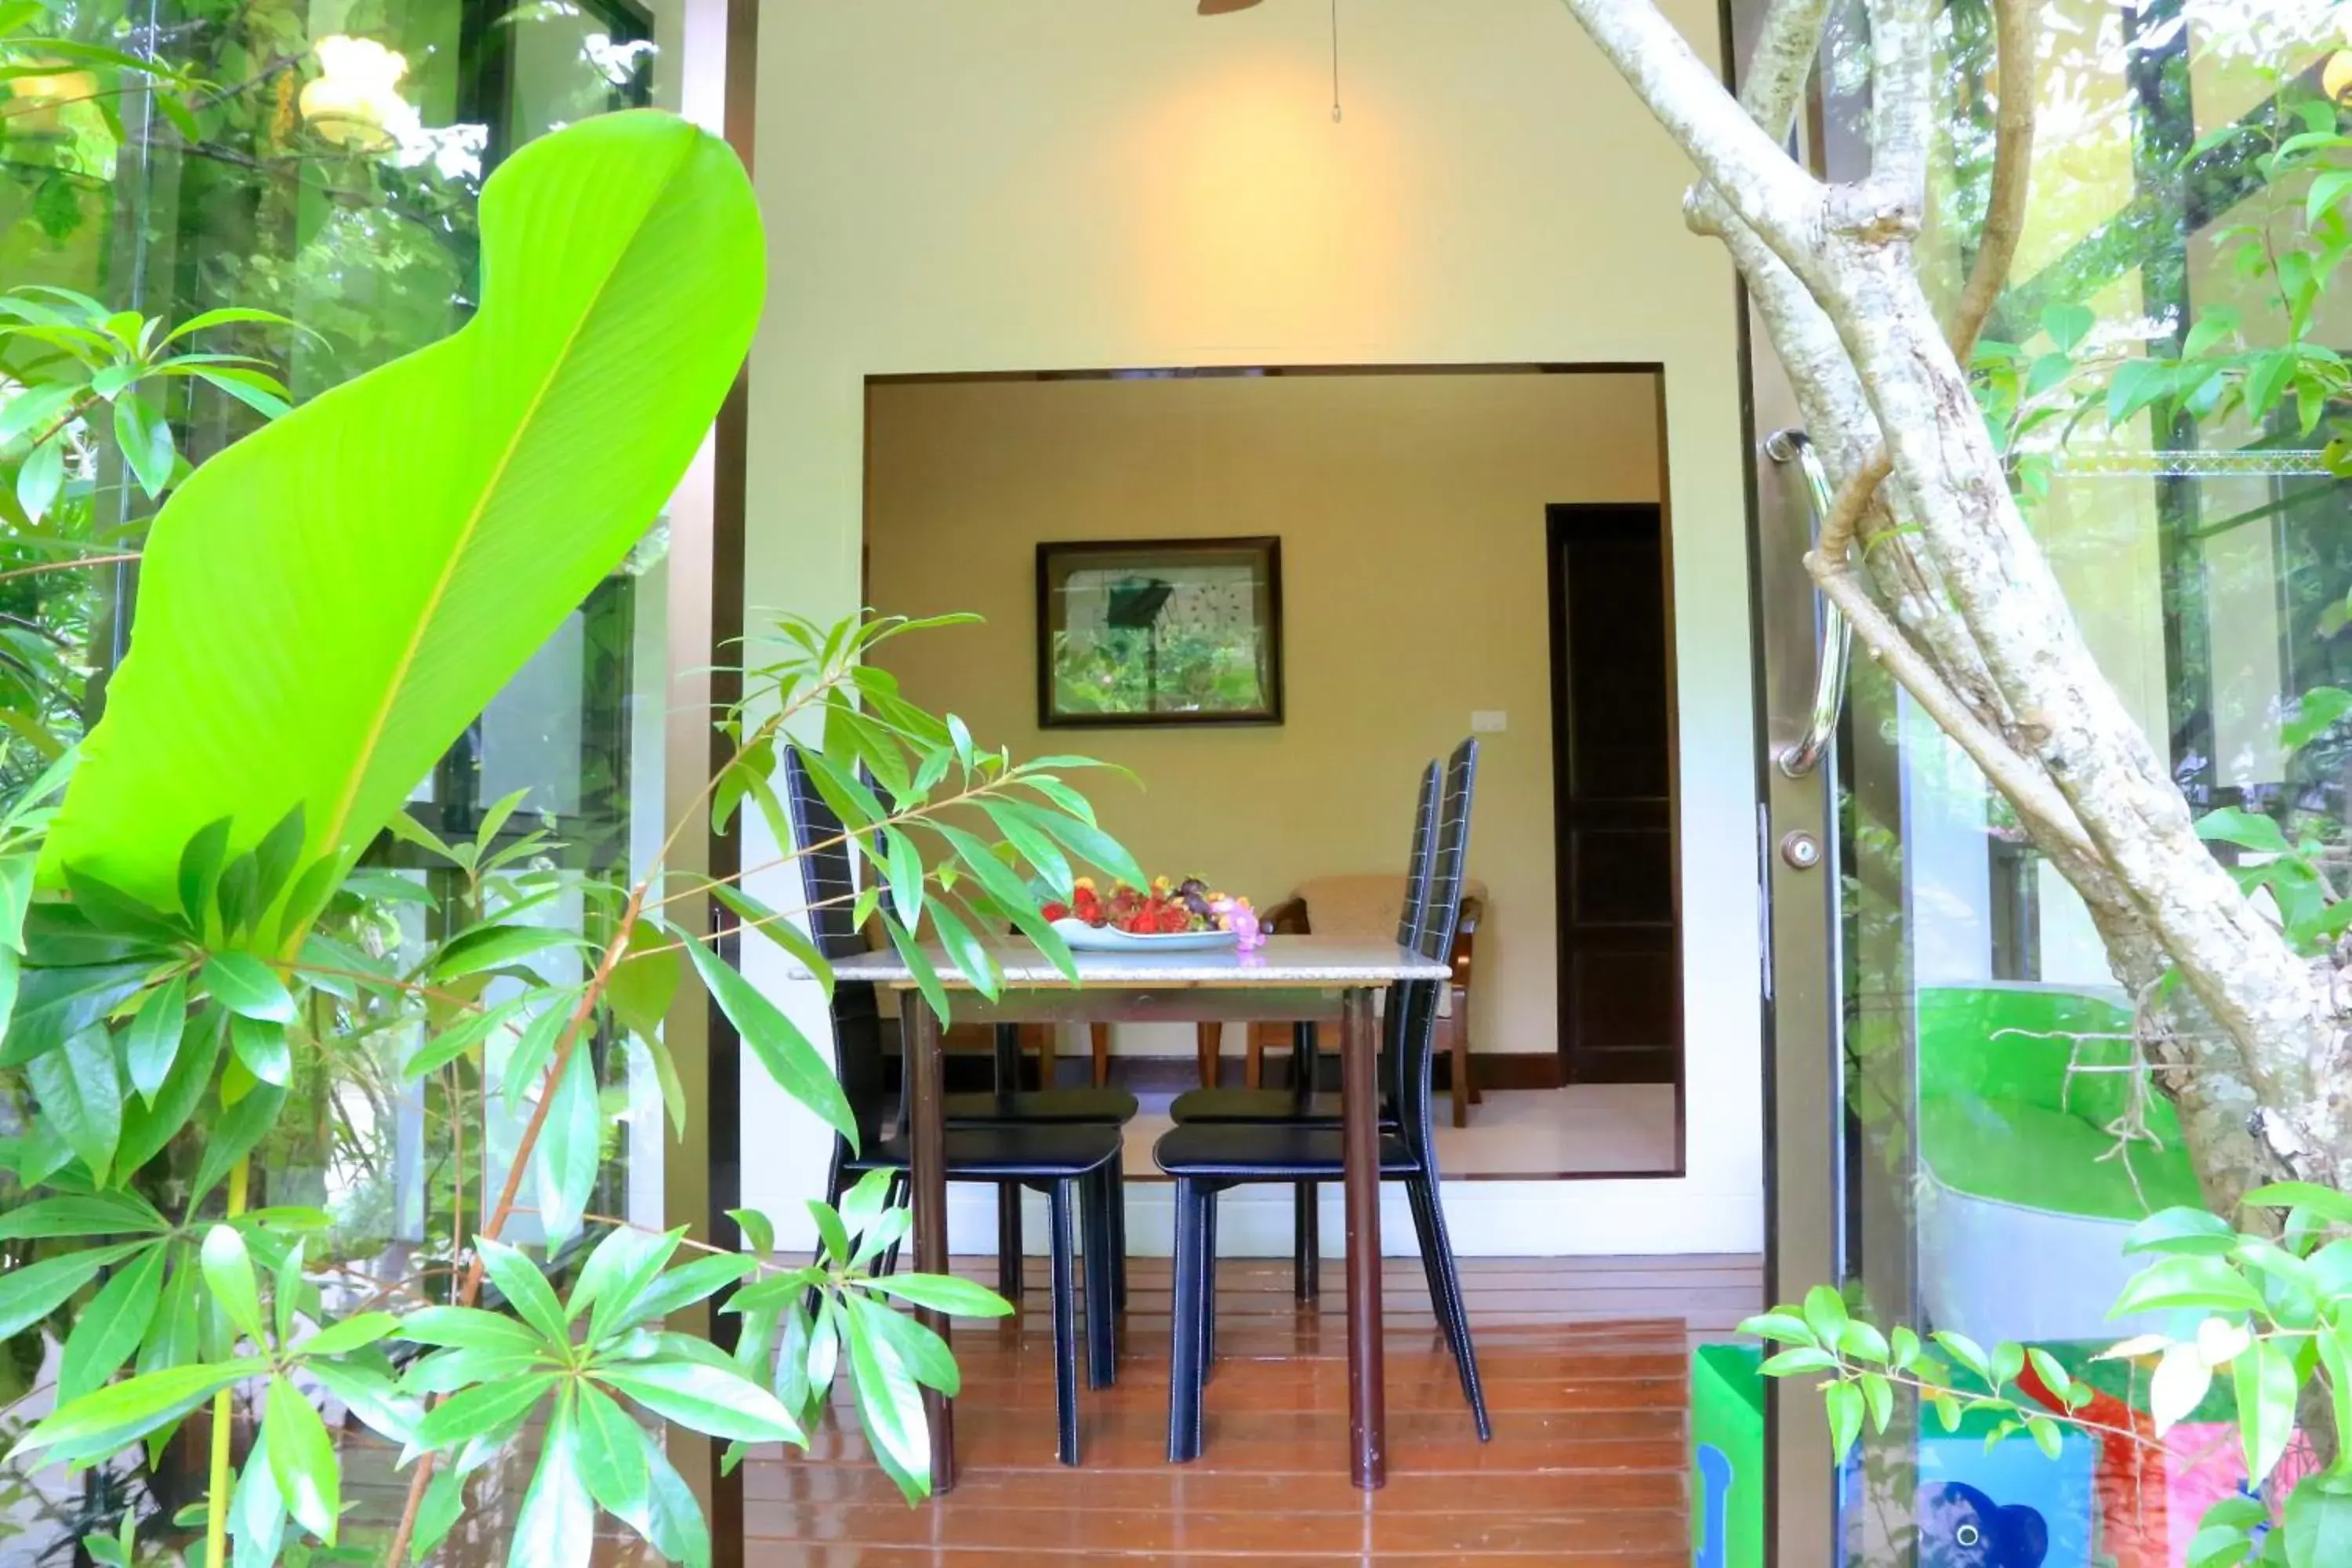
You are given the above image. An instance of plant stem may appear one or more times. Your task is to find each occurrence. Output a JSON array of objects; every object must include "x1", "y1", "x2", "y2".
[
  {"x1": 0, "y1": 553, "x2": 143, "y2": 586},
  {"x1": 202, "y1": 1156, "x2": 250, "y2": 1568},
  {"x1": 379, "y1": 911, "x2": 640, "y2": 1565}
]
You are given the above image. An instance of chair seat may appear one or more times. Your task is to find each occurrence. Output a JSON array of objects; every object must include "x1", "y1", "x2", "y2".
[
  {"x1": 1167, "y1": 1084, "x2": 1403, "y2": 1127},
  {"x1": 851, "y1": 1122, "x2": 1123, "y2": 1180},
  {"x1": 1153, "y1": 1122, "x2": 1417, "y2": 1180},
  {"x1": 945, "y1": 1087, "x2": 1139, "y2": 1126},
  {"x1": 1167, "y1": 1087, "x2": 1344, "y2": 1124}
]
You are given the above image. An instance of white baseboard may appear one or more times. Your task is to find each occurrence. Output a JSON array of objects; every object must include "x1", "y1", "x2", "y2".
[{"x1": 941, "y1": 1177, "x2": 1762, "y2": 1258}]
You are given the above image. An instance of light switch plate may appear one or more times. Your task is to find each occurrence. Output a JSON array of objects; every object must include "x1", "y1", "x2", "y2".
[{"x1": 1471, "y1": 710, "x2": 1508, "y2": 733}]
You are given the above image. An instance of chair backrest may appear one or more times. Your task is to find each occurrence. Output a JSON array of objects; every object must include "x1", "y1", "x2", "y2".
[
  {"x1": 1291, "y1": 877, "x2": 1410, "y2": 941},
  {"x1": 782, "y1": 746, "x2": 893, "y2": 1147},
  {"x1": 1373, "y1": 764, "x2": 1442, "y2": 1084},
  {"x1": 1396, "y1": 738, "x2": 1478, "y2": 1163},
  {"x1": 1419, "y1": 739, "x2": 1478, "y2": 963},
  {"x1": 1397, "y1": 763, "x2": 1442, "y2": 949}
]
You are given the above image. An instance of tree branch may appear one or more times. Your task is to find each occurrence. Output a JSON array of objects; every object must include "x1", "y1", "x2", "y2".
[
  {"x1": 1809, "y1": 555, "x2": 2094, "y2": 862},
  {"x1": 1859, "y1": 0, "x2": 1933, "y2": 222},
  {"x1": 1695, "y1": 187, "x2": 2013, "y2": 743},
  {"x1": 1737, "y1": 0, "x2": 1831, "y2": 143},
  {"x1": 1555, "y1": 0, "x2": 1826, "y2": 259},
  {"x1": 1946, "y1": 0, "x2": 2036, "y2": 359}
]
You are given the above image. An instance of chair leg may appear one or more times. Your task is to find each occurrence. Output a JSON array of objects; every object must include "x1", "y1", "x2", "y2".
[
  {"x1": 1305, "y1": 1178, "x2": 1322, "y2": 1301},
  {"x1": 1406, "y1": 1177, "x2": 1456, "y2": 1355},
  {"x1": 808, "y1": 1149, "x2": 848, "y2": 1318},
  {"x1": 1091, "y1": 1022, "x2": 1110, "y2": 1088},
  {"x1": 1194, "y1": 1022, "x2": 1220, "y2": 1088},
  {"x1": 1200, "y1": 1189, "x2": 1219, "y2": 1381},
  {"x1": 993, "y1": 1022, "x2": 1023, "y2": 1092},
  {"x1": 1049, "y1": 1180, "x2": 1080, "y2": 1465},
  {"x1": 1413, "y1": 1173, "x2": 1490, "y2": 1440},
  {"x1": 1109, "y1": 1159, "x2": 1128, "y2": 1312},
  {"x1": 1080, "y1": 1167, "x2": 1116, "y2": 1389},
  {"x1": 1461, "y1": 987, "x2": 1483, "y2": 1105},
  {"x1": 879, "y1": 1171, "x2": 909, "y2": 1277},
  {"x1": 1245, "y1": 1025, "x2": 1264, "y2": 1090},
  {"x1": 1166, "y1": 1178, "x2": 1205, "y2": 1464},
  {"x1": 1292, "y1": 1181, "x2": 1319, "y2": 1302},
  {"x1": 996, "y1": 1185, "x2": 1025, "y2": 1301},
  {"x1": 1450, "y1": 1004, "x2": 1471, "y2": 1128}
]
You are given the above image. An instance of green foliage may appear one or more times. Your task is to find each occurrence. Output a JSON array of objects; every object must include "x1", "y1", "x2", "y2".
[
  {"x1": 0, "y1": 283, "x2": 301, "y2": 790},
  {"x1": 1746, "y1": 1188, "x2": 2352, "y2": 1567},
  {"x1": 0, "y1": 107, "x2": 1139, "y2": 1568},
  {"x1": 725, "y1": 1171, "x2": 1013, "y2": 1504},
  {"x1": 38, "y1": 109, "x2": 765, "y2": 938},
  {"x1": 1973, "y1": 89, "x2": 2352, "y2": 499},
  {"x1": 0, "y1": 5, "x2": 305, "y2": 797},
  {"x1": 2, "y1": 593, "x2": 1123, "y2": 1559}
]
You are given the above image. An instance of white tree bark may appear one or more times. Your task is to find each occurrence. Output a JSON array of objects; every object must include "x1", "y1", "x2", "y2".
[{"x1": 1555, "y1": 0, "x2": 2352, "y2": 1201}]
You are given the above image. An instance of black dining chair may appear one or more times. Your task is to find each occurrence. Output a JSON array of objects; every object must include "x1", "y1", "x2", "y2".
[
  {"x1": 1154, "y1": 739, "x2": 1488, "y2": 1461},
  {"x1": 1161, "y1": 760, "x2": 1441, "y2": 1299},
  {"x1": 786, "y1": 747, "x2": 1137, "y2": 1308},
  {"x1": 783, "y1": 747, "x2": 1122, "y2": 1463}
]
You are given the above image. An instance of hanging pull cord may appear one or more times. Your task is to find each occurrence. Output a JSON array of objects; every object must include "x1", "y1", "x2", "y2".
[{"x1": 1330, "y1": 0, "x2": 1343, "y2": 122}]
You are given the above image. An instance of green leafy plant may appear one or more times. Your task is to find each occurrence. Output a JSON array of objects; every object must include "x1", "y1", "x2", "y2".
[
  {"x1": 0, "y1": 3, "x2": 209, "y2": 147},
  {"x1": 2, "y1": 107, "x2": 1141, "y2": 1568},
  {"x1": 0, "y1": 288, "x2": 298, "y2": 800},
  {"x1": 1, "y1": 3, "x2": 306, "y2": 797},
  {"x1": 1970, "y1": 73, "x2": 2352, "y2": 499},
  {"x1": 2, "y1": 289, "x2": 296, "y2": 521},
  {"x1": 726, "y1": 1170, "x2": 1015, "y2": 1504},
  {"x1": 34, "y1": 106, "x2": 760, "y2": 921},
  {"x1": 1746, "y1": 1184, "x2": 2352, "y2": 1566}
]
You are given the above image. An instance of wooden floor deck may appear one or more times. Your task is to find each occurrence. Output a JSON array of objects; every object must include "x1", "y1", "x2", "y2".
[{"x1": 737, "y1": 1252, "x2": 1762, "y2": 1566}]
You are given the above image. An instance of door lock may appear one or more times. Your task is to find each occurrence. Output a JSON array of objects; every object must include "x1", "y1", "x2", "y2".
[{"x1": 1779, "y1": 830, "x2": 1822, "y2": 871}]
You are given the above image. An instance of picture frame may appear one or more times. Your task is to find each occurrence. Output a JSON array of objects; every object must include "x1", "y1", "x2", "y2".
[{"x1": 1036, "y1": 536, "x2": 1284, "y2": 728}]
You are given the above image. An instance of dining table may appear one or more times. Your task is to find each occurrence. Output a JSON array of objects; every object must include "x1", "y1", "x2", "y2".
[{"x1": 815, "y1": 935, "x2": 1451, "y2": 1493}]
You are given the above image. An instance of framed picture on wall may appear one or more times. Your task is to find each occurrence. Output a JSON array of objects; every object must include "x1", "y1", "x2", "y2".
[{"x1": 1036, "y1": 536, "x2": 1284, "y2": 728}]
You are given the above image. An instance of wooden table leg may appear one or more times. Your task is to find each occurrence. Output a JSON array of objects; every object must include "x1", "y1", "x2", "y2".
[
  {"x1": 908, "y1": 997, "x2": 955, "y2": 1494},
  {"x1": 1339, "y1": 985, "x2": 1385, "y2": 1489}
]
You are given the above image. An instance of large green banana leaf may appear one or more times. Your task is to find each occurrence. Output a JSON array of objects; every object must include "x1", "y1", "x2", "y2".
[{"x1": 40, "y1": 111, "x2": 763, "y2": 936}]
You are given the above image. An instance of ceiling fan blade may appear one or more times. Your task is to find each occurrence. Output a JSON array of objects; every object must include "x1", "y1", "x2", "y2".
[{"x1": 1197, "y1": 0, "x2": 1265, "y2": 13}]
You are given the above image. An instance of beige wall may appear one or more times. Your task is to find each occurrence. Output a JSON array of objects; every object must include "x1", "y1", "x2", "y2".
[
  {"x1": 863, "y1": 371, "x2": 1664, "y2": 1061},
  {"x1": 741, "y1": 0, "x2": 1763, "y2": 1254}
]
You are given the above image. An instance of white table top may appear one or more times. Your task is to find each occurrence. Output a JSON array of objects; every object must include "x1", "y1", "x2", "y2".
[{"x1": 816, "y1": 933, "x2": 1449, "y2": 989}]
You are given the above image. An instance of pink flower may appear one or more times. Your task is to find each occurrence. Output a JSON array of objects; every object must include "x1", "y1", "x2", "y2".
[{"x1": 1213, "y1": 897, "x2": 1264, "y2": 952}]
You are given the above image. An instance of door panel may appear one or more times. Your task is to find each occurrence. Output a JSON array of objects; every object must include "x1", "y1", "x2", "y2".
[
  {"x1": 1549, "y1": 504, "x2": 1679, "y2": 1087},
  {"x1": 1747, "y1": 4, "x2": 2352, "y2": 1565}
]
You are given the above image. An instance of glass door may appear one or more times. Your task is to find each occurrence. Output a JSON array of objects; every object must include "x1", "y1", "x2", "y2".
[
  {"x1": 1753, "y1": 3, "x2": 2352, "y2": 1563},
  {"x1": 4, "y1": 0, "x2": 682, "y2": 1260}
]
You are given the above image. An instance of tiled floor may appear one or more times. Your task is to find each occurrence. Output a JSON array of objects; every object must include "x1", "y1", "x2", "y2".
[
  {"x1": 1437, "y1": 1086, "x2": 1679, "y2": 1176},
  {"x1": 1116, "y1": 1086, "x2": 1679, "y2": 1179}
]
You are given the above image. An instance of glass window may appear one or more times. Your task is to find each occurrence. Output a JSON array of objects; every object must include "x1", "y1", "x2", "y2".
[
  {"x1": 1817, "y1": 3, "x2": 2350, "y2": 1561},
  {"x1": 2, "y1": 0, "x2": 681, "y2": 1258}
]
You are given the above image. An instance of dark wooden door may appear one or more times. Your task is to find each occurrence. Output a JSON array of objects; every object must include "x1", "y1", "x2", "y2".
[{"x1": 1548, "y1": 504, "x2": 1679, "y2": 1084}]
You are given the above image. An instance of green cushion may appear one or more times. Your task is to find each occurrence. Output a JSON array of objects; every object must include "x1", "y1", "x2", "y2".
[
  {"x1": 1912, "y1": 984, "x2": 2201, "y2": 1221},
  {"x1": 1918, "y1": 986, "x2": 2136, "y2": 1115},
  {"x1": 1920, "y1": 1092, "x2": 2203, "y2": 1220}
]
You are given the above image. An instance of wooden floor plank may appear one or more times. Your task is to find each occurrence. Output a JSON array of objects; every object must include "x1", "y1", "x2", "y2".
[{"x1": 742, "y1": 1252, "x2": 1760, "y2": 1564}]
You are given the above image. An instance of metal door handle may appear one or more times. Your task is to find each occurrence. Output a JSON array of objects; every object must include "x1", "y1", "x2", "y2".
[{"x1": 1766, "y1": 429, "x2": 1849, "y2": 778}]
